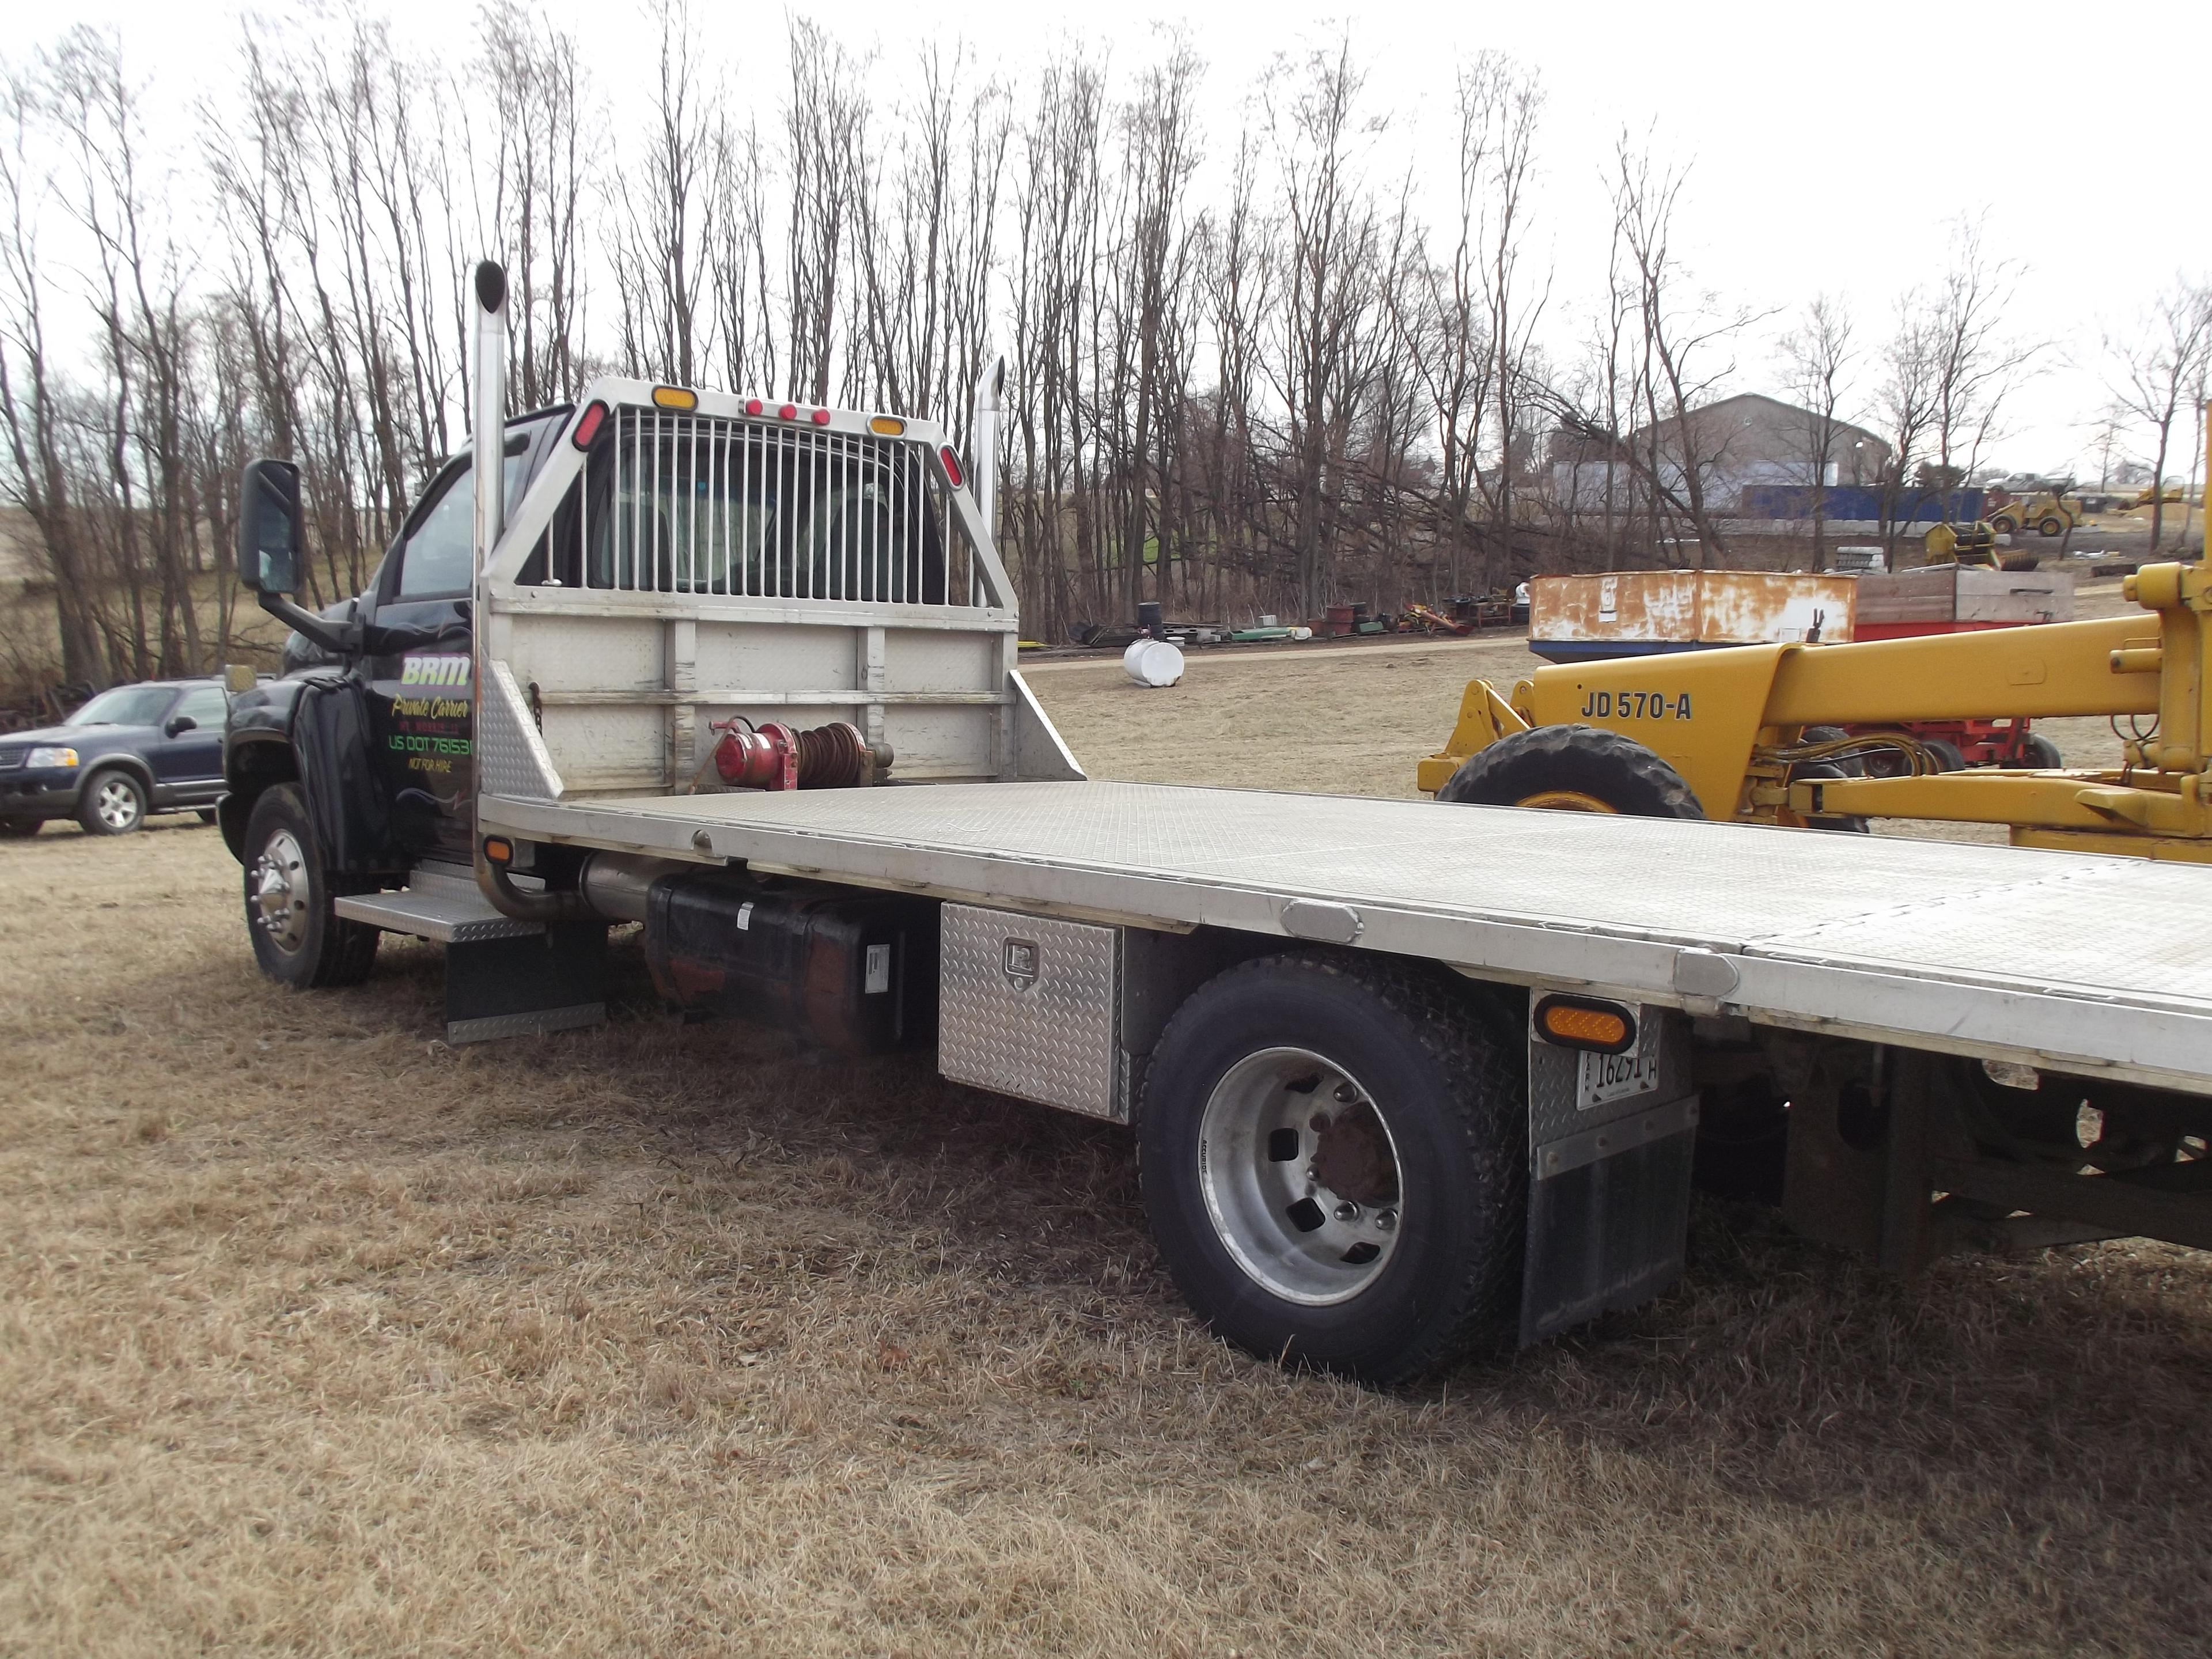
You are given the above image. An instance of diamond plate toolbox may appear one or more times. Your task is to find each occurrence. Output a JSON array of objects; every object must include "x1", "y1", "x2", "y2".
[{"x1": 938, "y1": 904, "x2": 1122, "y2": 1119}]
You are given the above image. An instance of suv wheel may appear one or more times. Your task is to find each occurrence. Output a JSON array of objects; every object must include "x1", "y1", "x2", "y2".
[
  {"x1": 78, "y1": 770, "x2": 146, "y2": 835},
  {"x1": 243, "y1": 784, "x2": 378, "y2": 988}
]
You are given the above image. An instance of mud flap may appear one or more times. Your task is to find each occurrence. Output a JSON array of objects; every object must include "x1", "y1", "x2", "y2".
[
  {"x1": 445, "y1": 921, "x2": 607, "y2": 1045},
  {"x1": 1520, "y1": 999, "x2": 1699, "y2": 1346}
]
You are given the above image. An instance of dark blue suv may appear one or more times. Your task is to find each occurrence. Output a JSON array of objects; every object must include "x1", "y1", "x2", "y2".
[{"x1": 0, "y1": 679, "x2": 229, "y2": 836}]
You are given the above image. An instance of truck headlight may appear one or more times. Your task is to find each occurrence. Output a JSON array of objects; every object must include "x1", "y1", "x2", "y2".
[{"x1": 26, "y1": 747, "x2": 78, "y2": 768}]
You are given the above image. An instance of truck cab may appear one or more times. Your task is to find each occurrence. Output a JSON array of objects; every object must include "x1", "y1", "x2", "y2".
[{"x1": 221, "y1": 410, "x2": 564, "y2": 878}]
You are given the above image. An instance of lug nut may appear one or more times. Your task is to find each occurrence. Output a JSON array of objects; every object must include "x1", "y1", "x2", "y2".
[
  {"x1": 1333, "y1": 1082, "x2": 1356, "y2": 1103},
  {"x1": 1374, "y1": 1209, "x2": 1397, "y2": 1232},
  {"x1": 1334, "y1": 1201, "x2": 1359, "y2": 1222}
]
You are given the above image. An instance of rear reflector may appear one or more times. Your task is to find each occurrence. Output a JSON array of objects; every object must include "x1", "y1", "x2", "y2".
[
  {"x1": 1533, "y1": 995, "x2": 1635, "y2": 1054},
  {"x1": 869, "y1": 415, "x2": 906, "y2": 436},
  {"x1": 938, "y1": 445, "x2": 964, "y2": 488},
  {"x1": 570, "y1": 401, "x2": 608, "y2": 449},
  {"x1": 652, "y1": 385, "x2": 698, "y2": 410}
]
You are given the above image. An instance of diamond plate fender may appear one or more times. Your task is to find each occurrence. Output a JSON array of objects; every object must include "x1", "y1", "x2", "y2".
[{"x1": 478, "y1": 658, "x2": 565, "y2": 800}]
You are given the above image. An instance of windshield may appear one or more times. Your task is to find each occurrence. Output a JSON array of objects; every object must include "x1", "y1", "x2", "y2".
[{"x1": 66, "y1": 685, "x2": 176, "y2": 728}]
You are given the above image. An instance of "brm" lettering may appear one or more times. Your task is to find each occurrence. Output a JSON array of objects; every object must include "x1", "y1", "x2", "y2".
[{"x1": 400, "y1": 654, "x2": 471, "y2": 687}]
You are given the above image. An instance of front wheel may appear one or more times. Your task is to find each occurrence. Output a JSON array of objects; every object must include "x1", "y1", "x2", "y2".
[
  {"x1": 242, "y1": 783, "x2": 378, "y2": 988},
  {"x1": 1139, "y1": 953, "x2": 1525, "y2": 1384},
  {"x1": 78, "y1": 769, "x2": 146, "y2": 835}
]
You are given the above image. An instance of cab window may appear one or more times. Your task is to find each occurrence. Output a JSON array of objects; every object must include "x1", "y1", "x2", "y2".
[{"x1": 393, "y1": 430, "x2": 539, "y2": 599}]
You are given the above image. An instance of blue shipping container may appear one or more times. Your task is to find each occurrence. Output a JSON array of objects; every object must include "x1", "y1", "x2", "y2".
[{"x1": 1738, "y1": 484, "x2": 1983, "y2": 525}]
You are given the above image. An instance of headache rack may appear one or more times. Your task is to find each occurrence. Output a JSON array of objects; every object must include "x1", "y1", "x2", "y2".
[{"x1": 476, "y1": 381, "x2": 1059, "y2": 801}]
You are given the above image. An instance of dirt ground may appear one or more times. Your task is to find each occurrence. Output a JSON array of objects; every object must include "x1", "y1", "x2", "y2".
[{"x1": 7, "y1": 612, "x2": 2212, "y2": 1657}]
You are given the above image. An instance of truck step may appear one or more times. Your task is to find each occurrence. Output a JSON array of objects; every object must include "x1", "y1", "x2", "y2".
[{"x1": 334, "y1": 861, "x2": 543, "y2": 944}]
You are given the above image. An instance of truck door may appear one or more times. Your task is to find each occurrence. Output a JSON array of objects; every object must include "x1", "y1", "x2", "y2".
[{"x1": 363, "y1": 424, "x2": 545, "y2": 863}]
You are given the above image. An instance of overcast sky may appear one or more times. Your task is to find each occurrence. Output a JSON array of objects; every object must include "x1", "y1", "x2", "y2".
[{"x1": 33, "y1": 0, "x2": 2212, "y2": 479}]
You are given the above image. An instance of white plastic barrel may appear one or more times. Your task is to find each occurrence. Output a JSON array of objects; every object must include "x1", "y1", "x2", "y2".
[{"x1": 1122, "y1": 638, "x2": 1185, "y2": 687}]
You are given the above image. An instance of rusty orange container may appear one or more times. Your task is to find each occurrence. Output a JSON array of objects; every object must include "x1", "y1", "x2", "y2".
[{"x1": 1529, "y1": 571, "x2": 1859, "y2": 663}]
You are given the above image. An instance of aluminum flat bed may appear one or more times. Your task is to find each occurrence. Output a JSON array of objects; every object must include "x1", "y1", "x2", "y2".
[
  {"x1": 222, "y1": 286, "x2": 2212, "y2": 1380},
  {"x1": 484, "y1": 780, "x2": 2212, "y2": 1099}
]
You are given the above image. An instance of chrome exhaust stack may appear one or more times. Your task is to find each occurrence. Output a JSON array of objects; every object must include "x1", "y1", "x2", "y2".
[{"x1": 469, "y1": 260, "x2": 593, "y2": 923}]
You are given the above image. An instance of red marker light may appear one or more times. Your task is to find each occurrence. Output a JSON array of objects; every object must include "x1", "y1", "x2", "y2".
[
  {"x1": 938, "y1": 445, "x2": 964, "y2": 488},
  {"x1": 778, "y1": 403, "x2": 798, "y2": 421},
  {"x1": 744, "y1": 397, "x2": 763, "y2": 416},
  {"x1": 570, "y1": 400, "x2": 608, "y2": 449},
  {"x1": 810, "y1": 407, "x2": 831, "y2": 425}
]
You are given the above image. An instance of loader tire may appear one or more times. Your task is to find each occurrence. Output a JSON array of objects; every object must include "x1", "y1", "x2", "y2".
[{"x1": 1438, "y1": 725, "x2": 1703, "y2": 820}]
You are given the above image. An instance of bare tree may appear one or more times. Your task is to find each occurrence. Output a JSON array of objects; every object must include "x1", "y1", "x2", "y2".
[
  {"x1": 609, "y1": 0, "x2": 711, "y2": 385},
  {"x1": 478, "y1": 1, "x2": 588, "y2": 410},
  {"x1": 0, "y1": 63, "x2": 105, "y2": 685},
  {"x1": 1264, "y1": 40, "x2": 1386, "y2": 618},
  {"x1": 1473, "y1": 55, "x2": 1546, "y2": 571},
  {"x1": 1925, "y1": 217, "x2": 2034, "y2": 525},
  {"x1": 1544, "y1": 133, "x2": 1757, "y2": 570},
  {"x1": 2105, "y1": 275, "x2": 2210, "y2": 552},
  {"x1": 785, "y1": 20, "x2": 866, "y2": 405},
  {"x1": 1778, "y1": 293, "x2": 1855, "y2": 569},
  {"x1": 1872, "y1": 296, "x2": 1938, "y2": 566}
]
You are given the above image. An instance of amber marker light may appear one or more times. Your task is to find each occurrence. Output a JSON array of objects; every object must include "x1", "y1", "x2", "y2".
[
  {"x1": 652, "y1": 385, "x2": 698, "y2": 411},
  {"x1": 482, "y1": 837, "x2": 514, "y2": 866},
  {"x1": 1534, "y1": 995, "x2": 1635, "y2": 1054},
  {"x1": 869, "y1": 416, "x2": 906, "y2": 436}
]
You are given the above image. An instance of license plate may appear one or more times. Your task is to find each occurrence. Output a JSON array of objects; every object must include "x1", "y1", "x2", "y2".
[{"x1": 1577, "y1": 1018, "x2": 1661, "y2": 1109}]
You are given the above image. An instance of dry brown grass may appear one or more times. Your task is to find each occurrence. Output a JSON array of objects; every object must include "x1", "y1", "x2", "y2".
[{"x1": 5, "y1": 645, "x2": 2212, "y2": 1656}]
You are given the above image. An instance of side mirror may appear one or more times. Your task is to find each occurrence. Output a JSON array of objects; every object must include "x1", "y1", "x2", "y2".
[
  {"x1": 237, "y1": 457, "x2": 303, "y2": 594},
  {"x1": 165, "y1": 715, "x2": 197, "y2": 737}
]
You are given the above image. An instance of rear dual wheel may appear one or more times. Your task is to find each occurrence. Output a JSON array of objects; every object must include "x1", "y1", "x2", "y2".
[{"x1": 1140, "y1": 953, "x2": 1525, "y2": 1384}]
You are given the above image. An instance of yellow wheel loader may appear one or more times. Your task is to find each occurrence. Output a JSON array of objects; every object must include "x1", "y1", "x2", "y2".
[
  {"x1": 1988, "y1": 487, "x2": 2083, "y2": 540},
  {"x1": 1418, "y1": 555, "x2": 2212, "y2": 863}
]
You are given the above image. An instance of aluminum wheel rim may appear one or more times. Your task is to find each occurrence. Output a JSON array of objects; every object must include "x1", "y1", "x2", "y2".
[
  {"x1": 252, "y1": 828, "x2": 311, "y2": 953},
  {"x1": 94, "y1": 777, "x2": 141, "y2": 831},
  {"x1": 1198, "y1": 1046, "x2": 1405, "y2": 1306}
]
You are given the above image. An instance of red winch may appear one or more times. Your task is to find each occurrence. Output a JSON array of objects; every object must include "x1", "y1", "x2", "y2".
[{"x1": 709, "y1": 718, "x2": 890, "y2": 790}]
